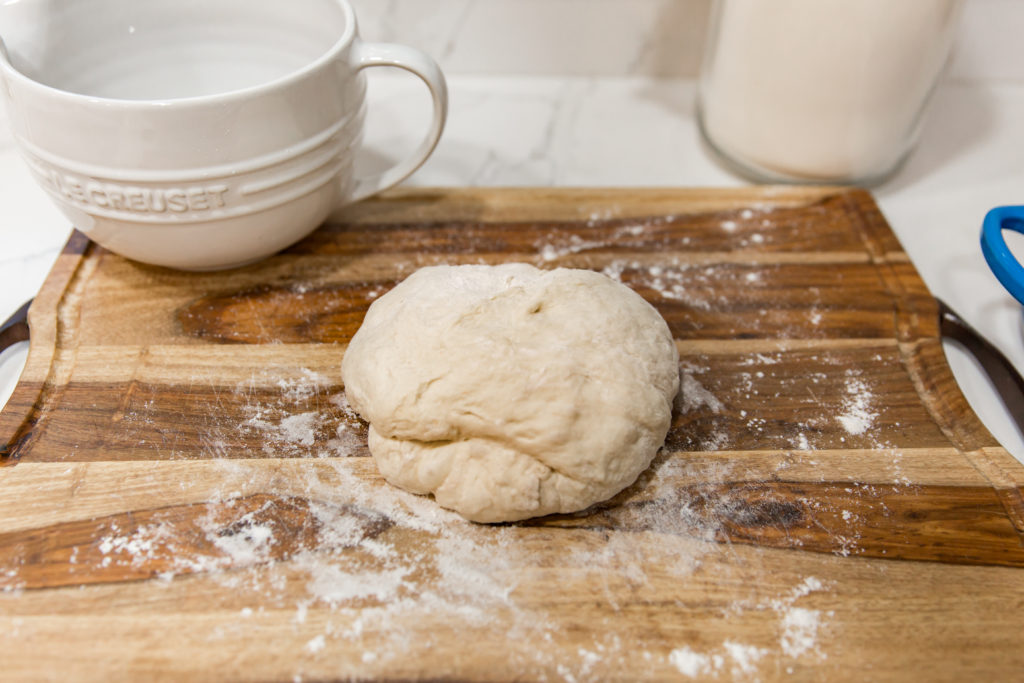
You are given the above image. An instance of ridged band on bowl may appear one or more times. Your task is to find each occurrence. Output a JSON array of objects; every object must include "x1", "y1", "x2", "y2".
[{"x1": 17, "y1": 104, "x2": 365, "y2": 226}]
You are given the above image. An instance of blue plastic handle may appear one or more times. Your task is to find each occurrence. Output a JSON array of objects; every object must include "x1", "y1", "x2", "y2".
[{"x1": 981, "y1": 206, "x2": 1024, "y2": 306}]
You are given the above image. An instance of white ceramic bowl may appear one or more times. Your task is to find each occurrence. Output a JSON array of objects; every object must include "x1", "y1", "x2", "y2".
[{"x1": 0, "y1": 0, "x2": 447, "y2": 270}]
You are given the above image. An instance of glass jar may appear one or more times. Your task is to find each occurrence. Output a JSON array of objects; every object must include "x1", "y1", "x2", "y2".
[{"x1": 697, "y1": 0, "x2": 964, "y2": 186}]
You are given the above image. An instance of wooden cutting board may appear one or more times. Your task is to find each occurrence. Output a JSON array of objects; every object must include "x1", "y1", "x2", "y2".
[{"x1": 1, "y1": 187, "x2": 1023, "y2": 682}]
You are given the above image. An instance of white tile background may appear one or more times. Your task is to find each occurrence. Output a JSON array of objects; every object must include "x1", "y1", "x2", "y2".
[{"x1": 349, "y1": 0, "x2": 1024, "y2": 82}]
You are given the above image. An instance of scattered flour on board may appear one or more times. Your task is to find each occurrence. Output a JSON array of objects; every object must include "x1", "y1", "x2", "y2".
[
  {"x1": 836, "y1": 369, "x2": 878, "y2": 436},
  {"x1": 531, "y1": 214, "x2": 680, "y2": 264},
  {"x1": 205, "y1": 514, "x2": 275, "y2": 566},
  {"x1": 529, "y1": 216, "x2": 783, "y2": 316},
  {"x1": 305, "y1": 635, "x2": 326, "y2": 654},
  {"x1": 0, "y1": 217, "x2": 879, "y2": 680},
  {"x1": 52, "y1": 381, "x2": 837, "y2": 682},
  {"x1": 235, "y1": 368, "x2": 365, "y2": 458},
  {"x1": 669, "y1": 576, "x2": 828, "y2": 679},
  {"x1": 669, "y1": 647, "x2": 718, "y2": 677},
  {"x1": 781, "y1": 608, "x2": 824, "y2": 658},
  {"x1": 158, "y1": 274, "x2": 864, "y2": 679},
  {"x1": 669, "y1": 641, "x2": 771, "y2": 679},
  {"x1": 770, "y1": 576, "x2": 830, "y2": 659},
  {"x1": 724, "y1": 641, "x2": 770, "y2": 675},
  {"x1": 277, "y1": 413, "x2": 319, "y2": 447},
  {"x1": 677, "y1": 363, "x2": 725, "y2": 415}
]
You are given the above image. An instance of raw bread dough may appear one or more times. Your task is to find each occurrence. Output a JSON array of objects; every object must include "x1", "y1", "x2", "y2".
[{"x1": 341, "y1": 263, "x2": 680, "y2": 523}]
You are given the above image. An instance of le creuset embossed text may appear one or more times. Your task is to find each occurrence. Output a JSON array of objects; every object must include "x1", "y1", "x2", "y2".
[{"x1": 0, "y1": 0, "x2": 447, "y2": 270}]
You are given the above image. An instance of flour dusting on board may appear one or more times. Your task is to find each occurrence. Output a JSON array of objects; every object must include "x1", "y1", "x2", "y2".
[
  {"x1": 667, "y1": 577, "x2": 829, "y2": 679},
  {"x1": 678, "y1": 363, "x2": 725, "y2": 415},
  {"x1": 26, "y1": 363, "x2": 838, "y2": 681},
  {"x1": 0, "y1": 209, "x2": 920, "y2": 681},
  {"x1": 236, "y1": 368, "x2": 365, "y2": 458},
  {"x1": 837, "y1": 369, "x2": 878, "y2": 436}
]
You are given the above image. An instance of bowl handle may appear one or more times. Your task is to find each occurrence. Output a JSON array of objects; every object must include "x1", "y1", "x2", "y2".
[
  {"x1": 347, "y1": 40, "x2": 448, "y2": 202},
  {"x1": 981, "y1": 206, "x2": 1024, "y2": 306}
]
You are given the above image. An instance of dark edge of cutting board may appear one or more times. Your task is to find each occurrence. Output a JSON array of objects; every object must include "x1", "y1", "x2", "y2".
[{"x1": 0, "y1": 230, "x2": 92, "y2": 462}]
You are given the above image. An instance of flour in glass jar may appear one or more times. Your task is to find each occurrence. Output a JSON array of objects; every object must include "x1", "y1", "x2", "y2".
[{"x1": 699, "y1": 0, "x2": 964, "y2": 182}]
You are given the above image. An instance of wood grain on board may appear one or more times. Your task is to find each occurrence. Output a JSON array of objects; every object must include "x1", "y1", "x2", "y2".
[{"x1": 1, "y1": 187, "x2": 1023, "y2": 682}]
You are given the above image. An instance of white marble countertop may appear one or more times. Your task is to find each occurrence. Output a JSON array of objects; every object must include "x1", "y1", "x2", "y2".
[{"x1": 2, "y1": 74, "x2": 1024, "y2": 464}]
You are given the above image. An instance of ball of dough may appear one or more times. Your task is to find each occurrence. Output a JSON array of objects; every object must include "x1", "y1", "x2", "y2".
[{"x1": 341, "y1": 263, "x2": 679, "y2": 523}]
